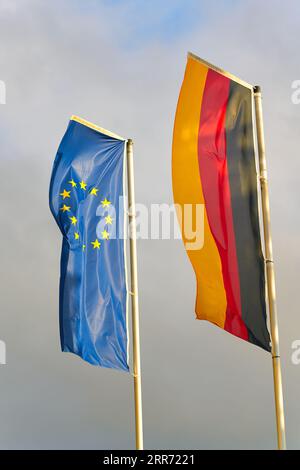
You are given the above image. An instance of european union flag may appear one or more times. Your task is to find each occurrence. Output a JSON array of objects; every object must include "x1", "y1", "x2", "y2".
[{"x1": 49, "y1": 116, "x2": 129, "y2": 372}]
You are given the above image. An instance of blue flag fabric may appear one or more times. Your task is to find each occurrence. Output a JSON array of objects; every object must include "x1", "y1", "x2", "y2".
[{"x1": 49, "y1": 116, "x2": 129, "y2": 372}]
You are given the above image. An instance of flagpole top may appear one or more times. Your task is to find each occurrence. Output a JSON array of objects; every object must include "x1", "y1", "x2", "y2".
[{"x1": 254, "y1": 85, "x2": 262, "y2": 94}]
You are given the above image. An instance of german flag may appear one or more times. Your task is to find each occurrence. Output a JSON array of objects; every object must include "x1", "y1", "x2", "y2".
[{"x1": 172, "y1": 53, "x2": 271, "y2": 352}]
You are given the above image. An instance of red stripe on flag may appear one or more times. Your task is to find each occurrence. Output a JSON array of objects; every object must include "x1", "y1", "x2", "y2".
[{"x1": 197, "y1": 69, "x2": 248, "y2": 341}]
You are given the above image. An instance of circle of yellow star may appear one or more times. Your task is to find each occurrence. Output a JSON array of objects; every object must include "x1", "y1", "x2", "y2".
[
  {"x1": 91, "y1": 239, "x2": 101, "y2": 249},
  {"x1": 60, "y1": 189, "x2": 71, "y2": 199},
  {"x1": 101, "y1": 198, "x2": 111, "y2": 207},
  {"x1": 101, "y1": 230, "x2": 109, "y2": 240},
  {"x1": 80, "y1": 180, "x2": 87, "y2": 190},
  {"x1": 69, "y1": 216, "x2": 77, "y2": 225},
  {"x1": 68, "y1": 179, "x2": 77, "y2": 188},
  {"x1": 74, "y1": 232, "x2": 80, "y2": 240},
  {"x1": 90, "y1": 187, "x2": 99, "y2": 196},
  {"x1": 105, "y1": 215, "x2": 113, "y2": 225},
  {"x1": 60, "y1": 204, "x2": 71, "y2": 212}
]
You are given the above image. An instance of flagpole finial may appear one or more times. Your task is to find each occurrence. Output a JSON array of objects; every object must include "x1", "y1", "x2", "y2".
[{"x1": 254, "y1": 85, "x2": 261, "y2": 94}]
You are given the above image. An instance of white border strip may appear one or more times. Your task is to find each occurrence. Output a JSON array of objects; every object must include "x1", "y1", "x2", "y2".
[
  {"x1": 71, "y1": 115, "x2": 126, "y2": 141},
  {"x1": 188, "y1": 51, "x2": 254, "y2": 90}
]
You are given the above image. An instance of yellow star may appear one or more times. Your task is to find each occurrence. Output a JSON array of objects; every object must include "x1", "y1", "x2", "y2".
[
  {"x1": 60, "y1": 189, "x2": 71, "y2": 199},
  {"x1": 74, "y1": 232, "x2": 80, "y2": 240},
  {"x1": 101, "y1": 198, "x2": 111, "y2": 207},
  {"x1": 69, "y1": 216, "x2": 77, "y2": 225},
  {"x1": 91, "y1": 239, "x2": 101, "y2": 249},
  {"x1": 82, "y1": 244, "x2": 86, "y2": 251},
  {"x1": 90, "y1": 187, "x2": 99, "y2": 196},
  {"x1": 80, "y1": 180, "x2": 87, "y2": 190},
  {"x1": 105, "y1": 215, "x2": 113, "y2": 225},
  {"x1": 101, "y1": 230, "x2": 109, "y2": 240},
  {"x1": 60, "y1": 204, "x2": 71, "y2": 212},
  {"x1": 68, "y1": 179, "x2": 77, "y2": 188}
]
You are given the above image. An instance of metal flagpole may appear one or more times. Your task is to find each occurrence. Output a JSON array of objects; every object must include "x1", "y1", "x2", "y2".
[
  {"x1": 126, "y1": 139, "x2": 144, "y2": 450},
  {"x1": 253, "y1": 86, "x2": 286, "y2": 450}
]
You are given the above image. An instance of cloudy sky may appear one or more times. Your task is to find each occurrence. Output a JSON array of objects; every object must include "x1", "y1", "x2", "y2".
[{"x1": 0, "y1": 0, "x2": 300, "y2": 449}]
